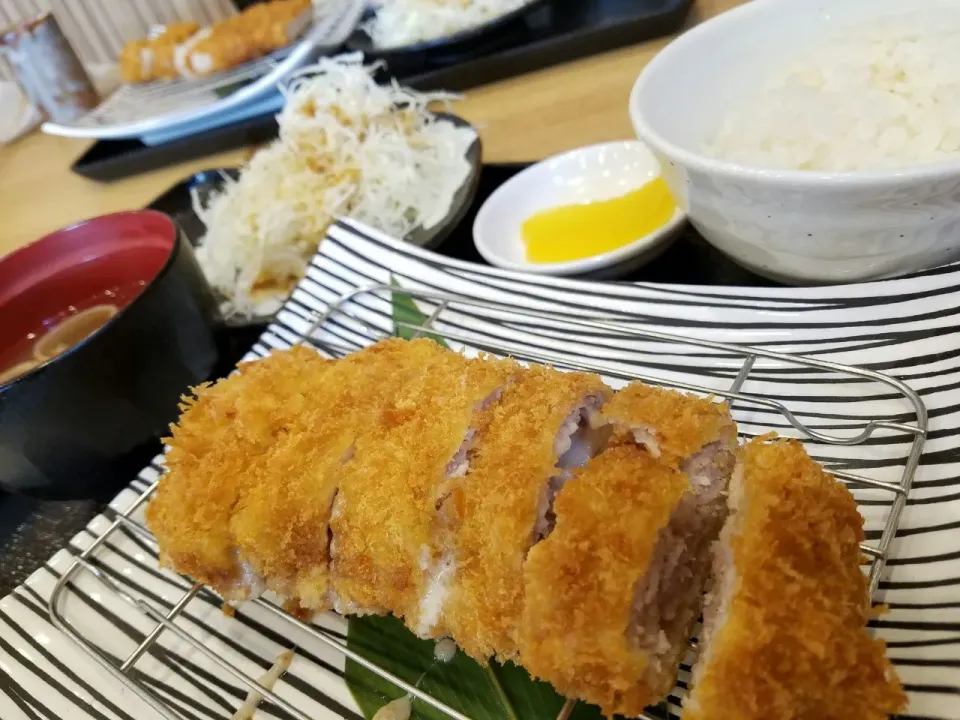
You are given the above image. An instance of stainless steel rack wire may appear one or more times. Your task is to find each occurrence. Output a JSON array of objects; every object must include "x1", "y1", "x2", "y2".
[{"x1": 49, "y1": 284, "x2": 928, "y2": 720}]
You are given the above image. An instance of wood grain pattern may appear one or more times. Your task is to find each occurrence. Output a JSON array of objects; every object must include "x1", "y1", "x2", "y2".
[{"x1": 0, "y1": 0, "x2": 747, "y2": 258}]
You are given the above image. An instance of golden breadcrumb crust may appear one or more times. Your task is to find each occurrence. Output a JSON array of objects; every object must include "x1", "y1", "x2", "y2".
[
  {"x1": 220, "y1": 0, "x2": 311, "y2": 54},
  {"x1": 416, "y1": 359, "x2": 524, "y2": 637},
  {"x1": 229, "y1": 339, "x2": 448, "y2": 608},
  {"x1": 119, "y1": 22, "x2": 199, "y2": 81},
  {"x1": 683, "y1": 437, "x2": 907, "y2": 720},
  {"x1": 120, "y1": 0, "x2": 310, "y2": 83},
  {"x1": 330, "y1": 352, "x2": 518, "y2": 620},
  {"x1": 149, "y1": 341, "x2": 903, "y2": 720},
  {"x1": 519, "y1": 444, "x2": 688, "y2": 718},
  {"x1": 601, "y1": 383, "x2": 736, "y2": 465},
  {"x1": 146, "y1": 339, "x2": 446, "y2": 600},
  {"x1": 442, "y1": 367, "x2": 610, "y2": 662},
  {"x1": 229, "y1": 426, "x2": 345, "y2": 602},
  {"x1": 145, "y1": 345, "x2": 332, "y2": 596}
]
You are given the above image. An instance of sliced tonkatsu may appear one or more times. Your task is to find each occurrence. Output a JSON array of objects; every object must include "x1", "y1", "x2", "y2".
[{"x1": 439, "y1": 366, "x2": 610, "y2": 661}]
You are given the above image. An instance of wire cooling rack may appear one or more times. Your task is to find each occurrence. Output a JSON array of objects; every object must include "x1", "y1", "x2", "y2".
[{"x1": 48, "y1": 285, "x2": 928, "y2": 720}]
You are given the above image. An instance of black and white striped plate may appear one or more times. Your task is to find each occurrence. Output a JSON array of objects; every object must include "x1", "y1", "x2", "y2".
[{"x1": 1, "y1": 219, "x2": 958, "y2": 719}]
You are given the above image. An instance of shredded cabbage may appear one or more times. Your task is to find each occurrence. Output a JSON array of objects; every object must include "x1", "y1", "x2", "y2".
[
  {"x1": 193, "y1": 53, "x2": 475, "y2": 318},
  {"x1": 363, "y1": 0, "x2": 534, "y2": 48}
]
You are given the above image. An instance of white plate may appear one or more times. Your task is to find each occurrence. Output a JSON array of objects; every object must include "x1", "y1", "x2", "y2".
[
  {"x1": 1, "y1": 220, "x2": 958, "y2": 719},
  {"x1": 40, "y1": 0, "x2": 366, "y2": 142},
  {"x1": 473, "y1": 140, "x2": 686, "y2": 277}
]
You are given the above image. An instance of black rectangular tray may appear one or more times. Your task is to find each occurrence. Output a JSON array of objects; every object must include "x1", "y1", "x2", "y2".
[
  {"x1": 379, "y1": 0, "x2": 693, "y2": 92},
  {"x1": 149, "y1": 163, "x2": 776, "y2": 289},
  {"x1": 72, "y1": 0, "x2": 692, "y2": 182},
  {"x1": 72, "y1": 113, "x2": 279, "y2": 183}
]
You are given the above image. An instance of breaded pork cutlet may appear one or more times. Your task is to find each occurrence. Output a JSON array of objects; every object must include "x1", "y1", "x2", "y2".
[
  {"x1": 228, "y1": 339, "x2": 449, "y2": 610},
  {"x1": 119, "y1": 22, "x2": 200, "y2": 82},
  {"x1": 519, "y1": 443, "x2": 689, "y2": 718},
  {"x1": 236, "y1": 0, "x2": 312, "y2": 54},
  {"x1": 441, "y1": 367, "x2": 610, "y2": 662},
  {"x1": 151, "y1": 22, "x2": 202, "y2": 80},
  {"x1": 145, "y1": 345, "x2": 331, "y2": 598},
  {"x1": 683, "y1": 437, "x2": 906, "y2": 720},
  {"x1": 329, "y1": 351, "x2": 519, "y2": 621},
  {"x1": 598, "y1": 384, "x2": 738, "y2": 682},
  {"x1": 413, "y1": 357, "x2": 524, "y2": 638},
  {"x1": 601, "y1": 382, "x2": 737, "y2": 500}
]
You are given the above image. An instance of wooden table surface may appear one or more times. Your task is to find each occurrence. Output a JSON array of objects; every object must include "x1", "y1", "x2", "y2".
[{"x1": 0, "y1": 0, "x2": 740, "y2": 259}]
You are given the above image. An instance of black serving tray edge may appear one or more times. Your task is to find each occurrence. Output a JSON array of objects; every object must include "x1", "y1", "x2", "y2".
[{"x1": 72, "y1": 0, "x2": 692, "y2": 182}]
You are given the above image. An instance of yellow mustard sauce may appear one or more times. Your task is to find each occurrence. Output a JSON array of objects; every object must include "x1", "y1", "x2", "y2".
[{"x1": 521, "y1": 176, "x2": 676, "y2": 264}]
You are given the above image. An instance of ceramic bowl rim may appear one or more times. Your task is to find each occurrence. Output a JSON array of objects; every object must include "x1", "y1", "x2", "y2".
[
  {"x1": 629, "y1": 0, "x2": 960, "y2": 188},
  {"x1": 0, "y1": 210, "x2": 181, "y2": 392}
]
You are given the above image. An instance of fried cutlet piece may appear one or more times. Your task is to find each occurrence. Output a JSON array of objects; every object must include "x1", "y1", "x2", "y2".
[
  {"x1": 145, "y1": 345, "x2": 330, "y2": 598},
  {"x1": 150, "y1": 43, "x2": 181, "y2": 81},
  {"x1": 329, "y1": 352, "x2": 518, "y2": 621},
  {"x1": 518, "y1": 444, "x2": 689, "y2": 718},
  {"x1": 179, "y1": 26, "x2": 257, "y2": 77},
  {"x1": 155, "y1": 22, "x2": 203, "y2": 45},
  {"x1": 682, "y1": 437, "x2": 907, "y2": 720},
  {"x1": 176, "y1": 0, "x2": 308, "y2": 77},
  {"x1": 119, "y1": 22, "x2": 200, "y2": 83},
  {"x1": 601, "y1": 382, "x2": 737, "y2": 552},
  {"x1": 229, "y1": 338, "x2": 451, "y2": 610},
  {"x1": 239, "y1": 0, "x2": 313, "y2": 54},
  {"x1": 441, "y1": 367, "x2": 610, "y2": 662},
  {"x1": 601, "y1": 382, "x2": 737, "y2": 477},
  {"x1": 119, "y1": 40, "x2": 153, "y2": 83},
  {"x1": 229, "y1": 423, "x2": 342, "y2": 603},
  {"x1": 151, "y1": 22, "x2": 203, "y2": 80},
  {"x1": 412, "y1": 357, "x2": 523, "y2": 638},
  {"x1": 598, "y1": 383, "x2": 739, "y2": 683}
]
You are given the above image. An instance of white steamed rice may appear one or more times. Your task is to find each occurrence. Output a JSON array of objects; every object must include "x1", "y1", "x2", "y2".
[
  {"x1": 363, "y1": 0, "x2": 532, "y2": 48},
  {"x1": 706, "y1": 18, "x2": 960, "y2": 172}
]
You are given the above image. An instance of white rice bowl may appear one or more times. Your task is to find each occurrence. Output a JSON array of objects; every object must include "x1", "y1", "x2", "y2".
[{"x1": 629, "y1": 0, "x2": 960, "y2": 284}]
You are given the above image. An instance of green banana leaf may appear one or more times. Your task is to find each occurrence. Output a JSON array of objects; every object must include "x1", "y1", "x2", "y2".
[
  {"x1": 344, "y1": 615, "x2": 612, "y2": 720},
  {"x1": 389, "y1": 278, "x2": 447, "y2": 346}
]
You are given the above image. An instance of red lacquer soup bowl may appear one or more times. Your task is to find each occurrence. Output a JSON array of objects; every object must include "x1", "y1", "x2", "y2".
[{"x1": 0, "y1": 211, "x2": 220, "y2": 498}]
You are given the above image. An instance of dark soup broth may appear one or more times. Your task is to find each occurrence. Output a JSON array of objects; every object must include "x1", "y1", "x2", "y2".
[{"x1": 0, "y1": 280, "x2": 146, "y2": 385}]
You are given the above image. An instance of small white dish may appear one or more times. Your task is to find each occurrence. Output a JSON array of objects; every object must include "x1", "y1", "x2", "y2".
[{"x1": 472, "y1": 140, "x2": 686, "y2": 277}]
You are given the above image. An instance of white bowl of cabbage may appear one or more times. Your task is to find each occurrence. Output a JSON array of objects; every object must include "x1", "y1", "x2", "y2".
[
  {"x1": 630, "y1": 0, "x2": 960, "y2": 285},
  {"x1": 191, "y1": 54, "x2": 480, "y2": 321}
]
